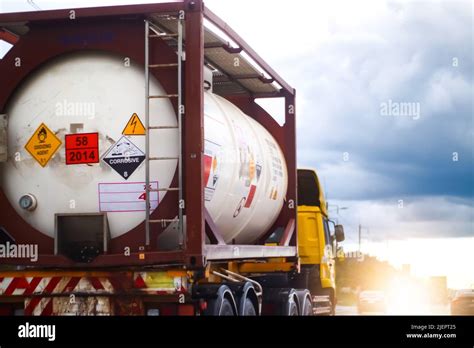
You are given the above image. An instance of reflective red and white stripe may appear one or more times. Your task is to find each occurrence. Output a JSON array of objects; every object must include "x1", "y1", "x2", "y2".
[{"x1": 0, "y1": 276, "x2": 115, "y2": 316}]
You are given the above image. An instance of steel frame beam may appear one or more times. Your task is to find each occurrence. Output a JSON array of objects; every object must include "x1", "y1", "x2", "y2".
[
  {"x1": 279, "y1": 218, "x2": 296, "y2": 247},
  {"x1": 0, "y1": 28, "x2": 18, "y2": 45},
  {"x1": 204, "y1": 209, "x2": 226, "y2": 245},
  {"x1": 0, "y1": 251, "x2": 185, "y2": 268},
  {"x1": 0, "y1": 2, "x2": 185, "y2": 23},
  {"x1": 204, "y1": 245, "x2": 296, "y2": 261},
  {"x1": 183, "y1": 0, "x2": 205, "y2": 267}
]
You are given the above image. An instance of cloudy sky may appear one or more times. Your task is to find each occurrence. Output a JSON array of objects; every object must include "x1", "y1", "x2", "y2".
[{"x1": 1, "y1": 0, "x2": 472, "y2": 288}]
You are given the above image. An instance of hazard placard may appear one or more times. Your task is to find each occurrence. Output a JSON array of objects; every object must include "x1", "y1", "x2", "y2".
[
  {"x1": 102, "y1": 136, "x2": 145, "y2": 180},
  {"x1": 204, "y1": 140, "x2": 222, "y2": 202},
  {"x1": 65, "y1": 133, "x2": 99, "y2": 165},
  {"x1": 122, "y1": 113, "x2": 146, "y2": 135},
  {"x1": 24, "y1": 123, "x2": 62, "y2": 167}
]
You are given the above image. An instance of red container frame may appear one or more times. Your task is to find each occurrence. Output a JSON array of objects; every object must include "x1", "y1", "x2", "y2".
[{"x1": 0, "y1": 0, "x2": 297, "y2": 269}]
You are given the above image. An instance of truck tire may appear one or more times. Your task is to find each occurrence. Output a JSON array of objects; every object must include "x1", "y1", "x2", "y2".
[
  {"x1": 201, "y1": 285, "x2": 237, "y2": 316},
  {"x1": 295, "y1": 289, "x2": 313, "y2": 316},
  {"x1": 241, "y1": 297, "x2": 257, "y2": 316},
  {"x1": 288, "y1": 298, "x2": 299, "y2": 316},
  {"x1": 282, "y1": 290, "x2": 299, "y2": 316},
  {"x1": 218, "y1": 298, "x2": 235, "y2": 316},
  {"x1": 261, "y1": 288, "x2": 299, "y2": 315},
  {"x1": 301, "y1": 297, "x2": 313, "y2": 316}
]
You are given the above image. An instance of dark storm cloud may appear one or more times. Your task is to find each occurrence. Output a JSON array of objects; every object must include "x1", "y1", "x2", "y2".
[{"x1": 293, "y1": 0, "x2": 473, "y2": 201}]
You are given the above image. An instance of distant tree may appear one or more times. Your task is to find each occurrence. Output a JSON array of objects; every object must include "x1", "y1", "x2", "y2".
[{"x1": 336, "y1": 255, "x2": 399, "y2": 301}]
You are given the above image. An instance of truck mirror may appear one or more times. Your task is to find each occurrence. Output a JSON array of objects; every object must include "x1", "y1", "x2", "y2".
[{"x1": 335, "y1": 225, "x2": 345, "y2": 242}]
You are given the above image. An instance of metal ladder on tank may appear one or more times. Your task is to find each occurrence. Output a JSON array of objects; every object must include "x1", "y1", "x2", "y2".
[{"x1": 144, "y1": 17, "x2": 184, "y2": 247}]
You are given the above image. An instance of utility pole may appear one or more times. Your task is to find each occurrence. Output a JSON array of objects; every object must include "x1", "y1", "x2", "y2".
[
  {"x1": 328, "y1": 204, "x2": 349, "y2": 215},
  {"x1": 327, "y1": 204, "x2": 349, "y2": 224}
]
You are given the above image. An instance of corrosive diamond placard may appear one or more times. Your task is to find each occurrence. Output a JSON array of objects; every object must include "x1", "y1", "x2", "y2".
[{"x1": 102, "y1": 136, "x2": 145, "y2": 180}]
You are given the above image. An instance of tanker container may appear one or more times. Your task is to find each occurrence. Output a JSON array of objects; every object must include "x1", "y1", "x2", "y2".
[{"x1": 0, "y1": 38, "x2": 290, "y2": 263}]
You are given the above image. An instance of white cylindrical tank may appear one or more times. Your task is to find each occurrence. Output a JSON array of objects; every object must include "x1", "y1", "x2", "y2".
[
  {"x1": 0, "y1": 51, "x2": 287, "y2": 244},
  {"x1": 204, "y1": 93, "x2": 287, "y2": 243}
]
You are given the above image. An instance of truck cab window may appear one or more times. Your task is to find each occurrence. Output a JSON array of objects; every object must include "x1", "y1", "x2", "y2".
[
  {"x1": 297, "y1": 170, "x2": 321, "y2": 206},
  {"x1": 323, "y1": 219, "x2": 331, "y2": 247}
]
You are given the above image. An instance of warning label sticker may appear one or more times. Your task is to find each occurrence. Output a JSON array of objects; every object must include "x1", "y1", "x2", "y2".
[
  {"x1": 24, "y1": 123, "x2": 62, "y2": 167},
  {"x1": 122, "y1": 113, "x2": 146, "y2": 136},
  {"x1": 204, "y1": 139, "x2": 222, "y2": 202},
  {"x1": 65, "y1": 132, "x2": 99, "y2": 165},
  {"x1": 99, "y1": 181, "x2": 158, "y2": 212},
  {"x1": 102, "y1": 136, "x2": 145, "y2": 180}
]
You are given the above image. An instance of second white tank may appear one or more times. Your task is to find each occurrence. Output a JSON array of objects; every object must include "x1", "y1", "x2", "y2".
[{"x1": 204, "y1": 92, "x2": 288, "y2": 244}]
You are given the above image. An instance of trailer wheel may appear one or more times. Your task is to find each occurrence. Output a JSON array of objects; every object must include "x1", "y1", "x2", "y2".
[
  {"x1": 241, "y1": 297, "x2": 257, "y2": 316},
  {"x1": 218, "y1": 298, "x2": 235, "y2": 316},
  {"x1": 285, "y1": 292, "x2": 299, "y2": 316},
  {"x1": 261, "y1": 288, "x2": 299, "y2": 315},
  {"x1": 301, "y1": 296, "x2": 313, "y2": 316},
  {"x1": 288, "y1": 297, "x2": 299, "y2": 316},
  {"x1": 295, "y1": 289, "x2": 313, "y2": 316},
  {"x1": 201, "y1": 285, "x2": 237, "y2": 316},
  {"x1": 236, "y1": 282, "x2": 259, "y2": 316},
  {"x1": 205, "y1": 296, "x2": 236, "y2": 316}
]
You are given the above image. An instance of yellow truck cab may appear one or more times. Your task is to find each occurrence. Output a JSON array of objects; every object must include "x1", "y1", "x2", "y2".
[{"x1": 296, "y1": 169, "x2": 345, "y2": 314}]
